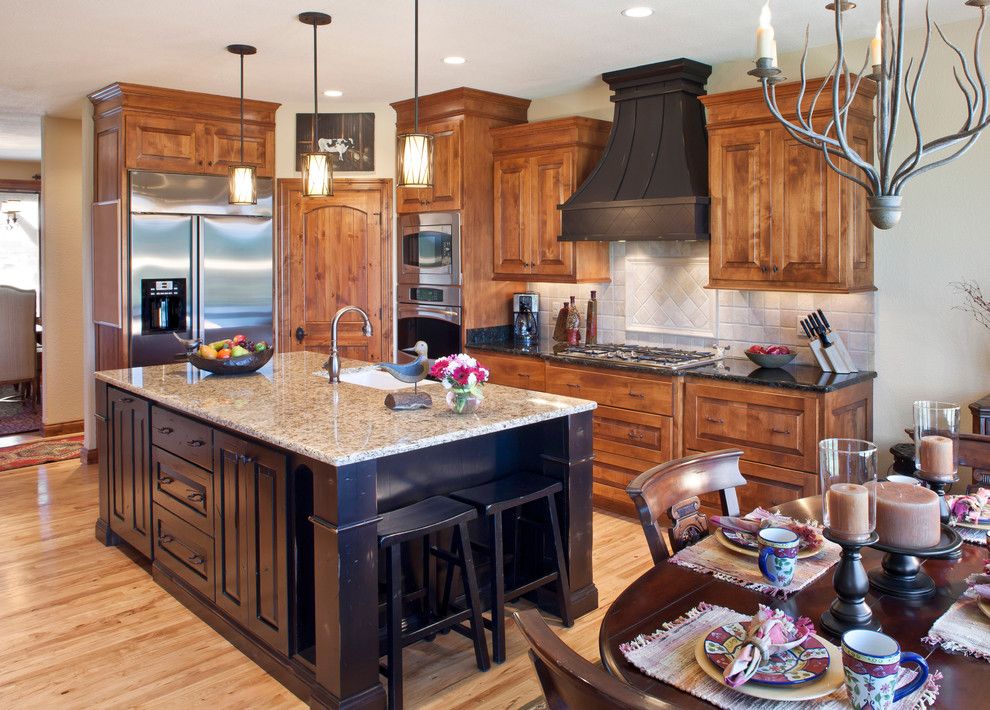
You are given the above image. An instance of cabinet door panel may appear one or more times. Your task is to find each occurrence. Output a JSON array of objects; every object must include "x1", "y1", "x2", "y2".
[
  {"x1": 427, "y1": 119, "x2": 462, "y2": 211},
  {"x1": 202, "y1": 122, "x2": 274, "y2": 177},
  {"x1": 773, "y1": 131, "x2": 840, "y2": 285},
  {"x1": 709, "y1": 127, "x2": 773, "y2": 283},
  {"x1": 214, "y1": 444, "x2": 249, "y2": 618},
  {"x1": 108, "y1": 388, "x2": 152, "y2": 558},
  {"x1": 531, "y1": 151, "x2": 575, "y2": 278},
  {"x1": 125, "y1": 115, "x2": 202, "y2": 172},
  {"x1": 492, "y1": 157, "x2": 530, "y2": 277}
]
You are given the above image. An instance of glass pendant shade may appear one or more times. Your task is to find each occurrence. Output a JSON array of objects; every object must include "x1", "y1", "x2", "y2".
[
  {"x1": 396, "y1": 132, "x2": 434, "y2": 188},
  {"x1": 301, "y1": 151, "x2": 334, "y2": 197},
  {"x1": 228, "y1": 165, "x2": 257, "y2": 205}
]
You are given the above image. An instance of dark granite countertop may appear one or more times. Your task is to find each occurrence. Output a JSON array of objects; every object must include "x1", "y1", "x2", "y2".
[{"x1": 466, "y1": 339, "x2": 877, "y2": 393}]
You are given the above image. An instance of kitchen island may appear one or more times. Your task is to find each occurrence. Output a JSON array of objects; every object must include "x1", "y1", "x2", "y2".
[{"x1": 94, "y1": 351, "x2": 597, "y2": 710}]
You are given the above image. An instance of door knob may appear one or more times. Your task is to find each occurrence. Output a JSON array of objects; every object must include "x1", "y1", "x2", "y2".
[{"x1": 295, "y1": 326, "x2": 306, "y2": 343}]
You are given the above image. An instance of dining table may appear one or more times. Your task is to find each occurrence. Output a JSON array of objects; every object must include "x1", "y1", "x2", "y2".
[{"x1": 599, "y1": 496, "x2": 988, "y2": 708}]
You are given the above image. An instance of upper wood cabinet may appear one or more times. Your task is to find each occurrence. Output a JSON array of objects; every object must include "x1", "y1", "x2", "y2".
[
  {"x1": 395, "y1": 117, "x2": 463, "y2": 213},
  {"x1": 491, "y1": 117, "x2": 611, "y2": 283},
  {"x1": 702, "y1": 79, "x2": 875, "y2": 293}
]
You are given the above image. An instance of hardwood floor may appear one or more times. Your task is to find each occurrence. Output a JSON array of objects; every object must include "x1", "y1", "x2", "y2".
[{"x1": 0, "y1": 460, "x2": 654, "y2": 708}]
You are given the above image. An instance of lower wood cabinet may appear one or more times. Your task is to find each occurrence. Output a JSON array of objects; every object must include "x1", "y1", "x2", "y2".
[
  {"x1": 107, "y1": 388, "x2": 153, "y2": 558},
  {"x1": 154, "y1": 503, "x2": 215, "y2": 600},
  {"x1": 477, "y1": 351, "x2": 546, "y2": 390},
  {"x1": 213, "y1": 431, "x2": 290, "y2": 654}
]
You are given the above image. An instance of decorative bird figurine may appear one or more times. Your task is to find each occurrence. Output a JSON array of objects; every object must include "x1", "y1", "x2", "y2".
[{"x1": 375, "y1": 341, "x2": 431, "y2": 392}]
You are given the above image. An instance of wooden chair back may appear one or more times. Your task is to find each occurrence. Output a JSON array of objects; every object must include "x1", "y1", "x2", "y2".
[
  {"x1": 0, "y1": 285, "x2": 36, "y2": 385},
  {"x1": 626, "y1": 449, "x2": 747, "y2": 565},
  {"x1": 512, "y1": 608, "x2": 673, "y2": 710}
]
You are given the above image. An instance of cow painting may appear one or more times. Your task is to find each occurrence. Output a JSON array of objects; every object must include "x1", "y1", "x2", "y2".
[{"x1": 296, "y1": 112, "x2": 375, "y2": 172}]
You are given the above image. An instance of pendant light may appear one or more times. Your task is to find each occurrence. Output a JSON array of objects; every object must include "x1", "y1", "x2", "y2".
[
  {"x1": 396, "y1": 0, "x2": 434, "y2": 188},
  {"x1": 226, "y1": 44, "x2": 258, "y2": 205},
  {"x1": 299, "y1": 12, "x2": 333, "y2": 197}
]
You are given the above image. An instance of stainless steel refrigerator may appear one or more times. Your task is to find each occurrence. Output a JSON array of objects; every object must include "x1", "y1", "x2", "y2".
[{"x1": 129, "y1": 171, "x2": 274, "y2": 367}]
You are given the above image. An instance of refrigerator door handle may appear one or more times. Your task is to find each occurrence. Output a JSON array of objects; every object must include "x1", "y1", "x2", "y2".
[{"x1": 196, "y1": 217, "x2": 206, "y2": 342}]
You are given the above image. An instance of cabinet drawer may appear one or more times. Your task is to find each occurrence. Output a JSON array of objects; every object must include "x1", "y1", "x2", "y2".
[
  {"x1": 546, "y1": 364, "x2": 673, "y2": 415},
  {"x1": 153, "y1": 504, "x2": 214, "y2": 601},
  {"x1": 593, "y1": 406, "x2": 672, "y2": 464},
  {"x1": 684, "y1": 381, "x2": 818, "y2": 472},
  {"x1": 152, "y1": 406, "x2": 213, "y2": 469},
  {"x1": 591, "y1": 448, "x2": 656, "y2": 518},
  {"x1": 153, "y1": 447, "x2": 213, "y2": 534},
  {"x1": 475, "y1": 351, "x2": 545, "y2": 390}
]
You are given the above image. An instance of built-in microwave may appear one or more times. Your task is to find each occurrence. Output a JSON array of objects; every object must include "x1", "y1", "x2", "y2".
[{"x1": 398, "y1": 212, "x2": 461, "y2": 286}]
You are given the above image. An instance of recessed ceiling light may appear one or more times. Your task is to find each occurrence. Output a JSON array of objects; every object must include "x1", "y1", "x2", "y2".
[
  {"x1": 621, "y1": 6, "x2": 654, "y2": 18},
  {"x1": 323, "y1": 89, "x2": 343, "y2": 97},
  {"x1": 443, "y1": 56, "x2": 466, "y2": 65}
]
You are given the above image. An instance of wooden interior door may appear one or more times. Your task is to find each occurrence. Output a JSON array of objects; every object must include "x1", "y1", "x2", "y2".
[
  {"x1": 278, "y1": 179, "x2": 393, "y2": 364},
  {"x1": 530, "y1": 150, "x2": 575, "y2": 278}
]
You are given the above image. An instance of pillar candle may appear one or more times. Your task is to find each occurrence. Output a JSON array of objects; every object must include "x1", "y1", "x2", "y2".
[
  {"x1": 870, "y1": 22, "x2": 883, "y2": 67},
  {"x1": 827, "y1": 483, "x2": 872, "y2": 542},
  {"x1": 871, "y1": 481, "x2": 941, "y2": 549},
  {"x1": 756, "y1": 2, "x2": 775, "y2": 59},
  {"x1": 919, "y1": 435, "x2": 955, "y2": 480}
]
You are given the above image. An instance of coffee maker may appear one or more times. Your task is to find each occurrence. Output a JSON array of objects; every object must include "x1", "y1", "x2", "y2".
[{"x1": 512, "y1": 292, "x2": 539, "y2": 346}]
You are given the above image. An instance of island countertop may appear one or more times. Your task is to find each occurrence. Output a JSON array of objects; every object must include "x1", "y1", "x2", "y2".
[{"x1": 95, "y1": 350, "x2": 596, "y2": 467}]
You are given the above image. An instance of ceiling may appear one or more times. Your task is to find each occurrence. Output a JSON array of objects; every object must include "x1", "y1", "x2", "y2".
[{"x1": 0, "y1": 0, "x2": 976, "y2": 161}]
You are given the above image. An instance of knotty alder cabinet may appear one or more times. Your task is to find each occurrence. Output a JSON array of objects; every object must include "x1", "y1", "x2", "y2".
[
  {"x1": 491, "y1": 117, "x2": 611, "y2": 283},
  {"x1": 88, "y1": 83, "x2": 279, "y2": 371},
  {"x1": 702, "y1": 79, "x2": 875, "y2": 293}
]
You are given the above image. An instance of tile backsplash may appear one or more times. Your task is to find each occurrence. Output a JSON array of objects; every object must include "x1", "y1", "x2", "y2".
[{"x1": 528, "y1": 241, "x2": 876, "y2": 370}]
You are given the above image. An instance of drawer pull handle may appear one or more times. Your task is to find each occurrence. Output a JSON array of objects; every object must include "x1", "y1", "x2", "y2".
[
  {"x1": 516, "y1": 372, "x2": 530, "y2": 378},
  {"x1": 158, "y1": 475, "x2": 175, "y2": 485},
  {"x1": 627, "y1": 430, "x2": 644, "y2": 441},
  {"x1": 156, "y1": 426, "x2": 174, "y2": 435},
  {"x1": 706, "y1": 416, "x2": 725, "y2": 424},
  {"x1": 566, "y1": 383, "x2": 581, "y2": 389},
  {"x1": 187, "y1": 439, "x2": 206, "y2": 448},
  {"x1": 119, "y1": 397, "x2": 134, "y2": 404},
  {"x1": 770, "y1": 427, "x2": 791, "y2": 435},
  {"x1": 627, "y1": 391, "x2": 646, "y2": 399},
  {"x1": 186, "y1": 492, "x2": 206, "y2": 503},
  {"x1": 238, "y1": 453, "x2": 257, "y2": 465},
  {"x1": 187, "y1": 554, "x2": 205, "y2": 566},
  {"x1": 158, "y1": 534, "x2": 174, "y2": 545}
]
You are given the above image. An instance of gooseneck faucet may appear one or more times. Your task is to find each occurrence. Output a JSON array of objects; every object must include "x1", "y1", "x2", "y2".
[{"x1": 324, "y1": 306, "x2": 373, "y2": 383}]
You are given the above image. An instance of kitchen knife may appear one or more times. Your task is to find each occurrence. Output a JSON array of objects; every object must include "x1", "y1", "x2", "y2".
[
  {"x1": 800, "y1": 318, "x2": 832, "y2": 371},
  {"x1": 816, "y1": 308, "x2": 858, "y2": 373},
  {"x1": 800, "y1": 319, "x2": 816, "y2": 341},
  {"x1": 808, "y1": 312, "x2": 853, "y2": 373}
]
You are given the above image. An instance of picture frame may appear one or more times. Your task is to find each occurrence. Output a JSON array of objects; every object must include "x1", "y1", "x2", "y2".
[{"x1": 295, "y1": 112, "x2": 375, "y2": 172}]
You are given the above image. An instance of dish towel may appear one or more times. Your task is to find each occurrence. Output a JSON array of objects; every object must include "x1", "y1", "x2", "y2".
[
  {"x1": 923, "y1": 597, "x2": 990, "y2": 662},
  {"x1": 669, "y1": 534, "x2": 840, "y2": 598},
  {"x1": 620, "y1": 602, "x2": 941, "y2": 710}
]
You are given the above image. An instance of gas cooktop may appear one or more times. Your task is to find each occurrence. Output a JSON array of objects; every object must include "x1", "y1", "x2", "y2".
[{"x1": 555, "y1": 343, "x2": 722, "y2": 372}]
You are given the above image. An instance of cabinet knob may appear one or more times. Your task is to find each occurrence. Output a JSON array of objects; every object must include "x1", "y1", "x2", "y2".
[
  {"x1": 158, "y1": 475, "x2": 175, "y2": 485},
  {"x1": 772, "y1": 265, "x2": 779, "y2": 274},
  {"x1": 186, "y1": 491, "x2": 206, "y2": 503},
  {"x1": 705, "y1": 416, "x2": 725, "y2": 424},
  {"x1": 187, "y1": 554, "x2": 205, "y2": 566},
  {"x1": 156, "y1": 426, "x2": 174, "y2": 435},
  {"x1": 238, "y1": 453, "x2": 257, "y2": 465},
  {"x1": 770, "y1": 427, "x2": 791, "y2": 435},
  {"x1": 516, "y1": 372, "x2": 530, "y2": 378},
  {"x1": 566, "y1": 383, "x2": 581, "y2": 389},
  {"x1": 295, "y1": 326, "x2": 306, "y2": 343},
  {"x1": 627, "y1": 429, "x2": 644, "y2": 441},
  {"x1": 627, "y1": 391, "x2": 646, "y2": 399},
  {"x1": 119, "y1": 397, "x2": 134, "y2": 404},
  {"x1": 760, "y1": 265, "x2": 768, "y2": 273},
  {"x1": 158, "y1": 534, "x2": 174, "y2": 545},
  {"x1": 187, "y1": 439, "x2": 206, "y2": 448}
]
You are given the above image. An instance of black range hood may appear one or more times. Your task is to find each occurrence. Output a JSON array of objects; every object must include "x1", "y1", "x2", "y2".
[{"x1": 559, "y1": 58, "x2": 712, "y2": 241}]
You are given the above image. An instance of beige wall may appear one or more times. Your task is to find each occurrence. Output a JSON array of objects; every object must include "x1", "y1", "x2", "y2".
[
  {"x1": 527, "y1": 17, "x2": 990, "y2": 472},
  {"x1": 0, "y1": 160, "x2": 41, "y2": 180},
  {"x1": 40, "y1": 117, "x2": 85, "y2": 428}
]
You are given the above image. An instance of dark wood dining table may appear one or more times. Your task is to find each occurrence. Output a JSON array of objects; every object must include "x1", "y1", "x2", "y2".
[{"x1": 599, "y1": 496, "x2": 988, "y2": 708}]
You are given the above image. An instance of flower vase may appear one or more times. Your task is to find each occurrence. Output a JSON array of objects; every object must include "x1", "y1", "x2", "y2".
[{"x1": 446, "y1": 388, "x2": 482, "y2": 414}]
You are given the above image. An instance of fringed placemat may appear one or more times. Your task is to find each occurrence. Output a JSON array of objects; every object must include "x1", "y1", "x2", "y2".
[
  {"x1": 923, "y1": 597, "x2": 990, "y2": 662},
  {"x1": 620, "y1": 602, "x2": 941, "y2": 710},
  {"x1": 669, "y1": 534, "x2": 840, "y2": 598},
  {"x1": 948, "y1": 522, "x2": 988, "y2": 546}
]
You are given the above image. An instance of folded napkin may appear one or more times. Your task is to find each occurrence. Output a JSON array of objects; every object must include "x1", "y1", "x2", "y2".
[
  {"x1": 965, "y1": 562, "x2": 990, "y2": 602},
  {"x1": 712, "y1": 507, "x2": 825, "y2": 549},
  {"x1": 948, "y1": 488, "x2": 990, "y2": 525},
  {"x1": 721, "y1": 605, "x2": 815, "y2": 688}
]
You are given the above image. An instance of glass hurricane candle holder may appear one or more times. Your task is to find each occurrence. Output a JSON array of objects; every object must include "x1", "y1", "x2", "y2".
[
  {"x1": 820, "y1": 439, "x2": 878, "y2": 543},
  {"x1": 913, "y1": 401, "x2": 960, "y2": 482}
]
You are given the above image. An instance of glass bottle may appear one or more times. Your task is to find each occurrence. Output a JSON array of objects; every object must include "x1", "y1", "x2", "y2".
[
  {"x1": 585, "y1": 290, "x2": 598, "y2": 345},
  {"x1": 566, "y1": 296, "x2": 581, "y2": 345}
]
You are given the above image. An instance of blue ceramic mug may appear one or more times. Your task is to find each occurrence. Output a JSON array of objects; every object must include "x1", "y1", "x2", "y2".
[
  {"x1": 757, "y1": 527, "x2": 799, "y2": 587},
  {"x1": 842, "y1": 629, "x2": 929, "y2": 710}
]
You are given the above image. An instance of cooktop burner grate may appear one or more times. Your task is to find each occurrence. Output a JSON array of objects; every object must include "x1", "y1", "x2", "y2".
[{"x1": 556, "y1": 343, "x2": 722, "y2": 372}]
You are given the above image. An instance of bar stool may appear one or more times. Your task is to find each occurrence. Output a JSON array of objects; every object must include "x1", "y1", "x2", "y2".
[
  {"x1": 377, "y1": 496, "x2": 490, "y2": 710},
  {"x1": 448, "y1": 473, "x2": 573, "y2": 664}
]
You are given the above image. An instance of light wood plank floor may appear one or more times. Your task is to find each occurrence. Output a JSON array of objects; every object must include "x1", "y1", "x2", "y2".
[{"x1": 0, "y1": 460, "x2": 653, "y2": 709}]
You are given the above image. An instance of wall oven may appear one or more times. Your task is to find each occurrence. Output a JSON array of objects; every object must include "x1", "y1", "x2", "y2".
[
  {"x1": 398, "y1": 211, "x2": 461, "y2": 286},
  {"x1": 396, "y1": 286, "x2": 462, "y2": 364}
]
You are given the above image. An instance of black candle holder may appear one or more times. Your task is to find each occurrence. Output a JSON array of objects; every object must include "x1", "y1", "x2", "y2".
[
  {"x1": 820, "y1": 529, "x2": 881, "y2": 638},
  {"x1": 867, "y1": 525, "x2": 963, "y2": 599}
]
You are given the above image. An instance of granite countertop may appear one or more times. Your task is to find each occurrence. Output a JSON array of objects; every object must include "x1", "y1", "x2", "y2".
[
  {"x1": 95, "y1": 351, "x2": 595, "y2": 467},
  {"x1": 467, "y1": 339, "x2": 877, "y2": 393}
]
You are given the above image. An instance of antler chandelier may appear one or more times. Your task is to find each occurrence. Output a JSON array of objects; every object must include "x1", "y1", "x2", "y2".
[{"x1": 750, "y1": 0, "x2": 990, "y2": 230}]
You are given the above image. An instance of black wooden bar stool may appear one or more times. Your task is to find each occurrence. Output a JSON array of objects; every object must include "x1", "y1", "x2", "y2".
[
  {"x1": 448, "y1": 473, "x2": 573, "y2": 664},
  {"x1": 377, "y1": 495, "x2": 490, "y2": 710}
]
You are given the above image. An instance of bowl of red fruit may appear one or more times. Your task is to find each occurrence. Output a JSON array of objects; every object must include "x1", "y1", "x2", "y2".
[
  {"x1": 186, "y1": 334, "x2": 274, "y2": 375},
  {"x1": 745, "y1": 344, "x2": 796, "y2": 369}
]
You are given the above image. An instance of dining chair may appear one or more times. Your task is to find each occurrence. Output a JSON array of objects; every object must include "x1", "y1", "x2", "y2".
[
  {"x1": 626, "y1": 449, "x2": 747, "y2": 565},
  {"x1": 512, "y1": 608, "x2": 674, "y2": 710},
  {"x1": 0, "y1": 285, "x2": 38, "y2": 404}
]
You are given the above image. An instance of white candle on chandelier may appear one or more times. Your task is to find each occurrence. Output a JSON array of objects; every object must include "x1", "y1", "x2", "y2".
[
  {"x1": 870, "y1": 22, "x2": 883, "y2": 67},
  {"x1": 756, "y1": 2, "x2": 775, "y2": 60},
  {"x1": 771, "y1": 40, "x2": 779, "y2": 68}
]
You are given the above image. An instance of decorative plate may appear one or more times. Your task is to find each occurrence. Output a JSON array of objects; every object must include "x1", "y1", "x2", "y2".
[
  {"x1": 703, "y1": 623, "x2": 830, "y2": 686},
  {"x1": 979, "y1": 598, "x2": 990, "y2": 621},
  {"x1": 952, "y1": 518, "x2": 990, "y2": 531},
  {"x1": 715, "y1": 529, "x2": 825, "y2": 559}
]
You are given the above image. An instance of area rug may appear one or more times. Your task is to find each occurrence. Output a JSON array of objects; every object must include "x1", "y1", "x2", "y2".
[
  {"x1": 0, "y1": 384, "x2": 41, "y2": 435},
  {"x1": 0, "y1": 435, "x2": 83, "y2": 472}
]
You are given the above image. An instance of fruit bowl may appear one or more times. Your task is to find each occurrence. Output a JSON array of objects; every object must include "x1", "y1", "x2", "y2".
[
  {"x1": 745, "y1": 345, "x2": 797, "y2": 369},
  {"x1": 187, "y1": 346, "x2": 274, "y2": 375}
]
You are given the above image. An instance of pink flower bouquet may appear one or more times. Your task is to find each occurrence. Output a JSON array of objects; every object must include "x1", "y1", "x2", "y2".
[
  {"x1": 430, "y1": 353, "x2": 490, "y2": 414},
  {"x1": 722, "y1": 605, "x2": 816, "y2": 688}
]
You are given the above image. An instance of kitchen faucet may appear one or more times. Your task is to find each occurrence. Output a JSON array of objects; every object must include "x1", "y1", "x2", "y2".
[{"x1": 324, "y1": 306, "x2": 373, "y2": 383}]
